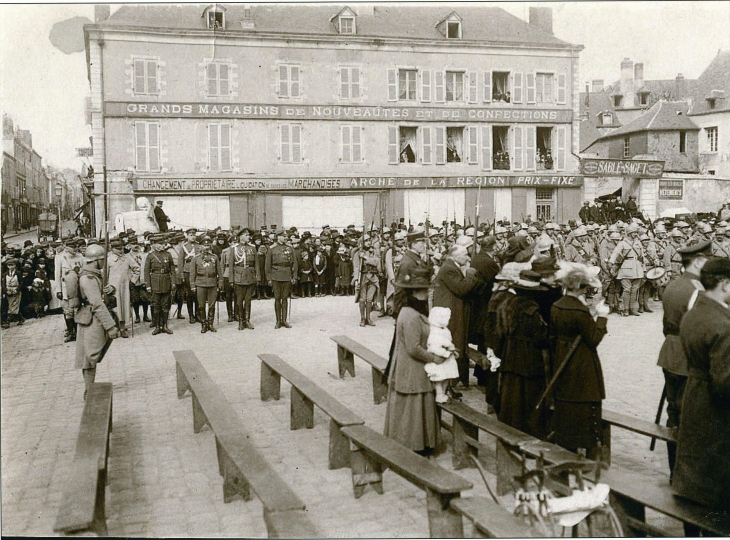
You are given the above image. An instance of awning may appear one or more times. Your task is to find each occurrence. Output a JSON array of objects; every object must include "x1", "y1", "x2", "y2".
[{"x1": 596, "y1": 187, "x2": 622, "y2": 202}]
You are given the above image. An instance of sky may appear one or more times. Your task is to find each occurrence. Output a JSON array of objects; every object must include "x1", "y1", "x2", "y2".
[{"x1": 1, "y1": 1, "x2": 729, "y2": 171}]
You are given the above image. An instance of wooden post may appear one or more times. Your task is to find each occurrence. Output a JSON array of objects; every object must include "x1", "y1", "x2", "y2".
[
  {"x1": 328, "y1": 420, "x2": 350, "y2": 470},
  {"x1": 215, "y1": 436, "x2": 225, "y2": 477},
  {"x1": 496, "y1": 441, "x2": 521, "y2": 496},
  {"x1": 290, "y1": 387, "x2": 314, "y2": 430},
  {"x1": 260, "y1": 362, "x2": 281, "y2": 401},
  {"x1": 176, "y1": 362, "x2": 190, "y2": 398},
  {"x1": 192, "y1": 393, "x2": 210, "y2": 434},
  {"x1": 371, "y1": 367, "x2": 388, "y2": 404},
  {"x1": 220, "y1": 451, "x2": 252, "y2": 504},
  {"x1": 452, "y1": 417, "x2": 478, "y2": 470},
  {"x1": 349, "y1": 444, "x2": 383, "y2": 498},
  {"x1": 337, "y1": 345, "x2": 355, "y2": 378},
  {"x1": 426, "y1": 489, "x2": 463, "y2": 538}
]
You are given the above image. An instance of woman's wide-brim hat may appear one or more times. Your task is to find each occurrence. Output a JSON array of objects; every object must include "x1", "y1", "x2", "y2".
[
  {"x1": 395, "y1": 267, "x2": 431, "y2": 289},
  {"x1": 556, "y1": 262, "x2": 602, "y2": 290},
  {"x1": 494, "y1": 262, "x2": 531, "y2": 283},
  {"x1": 512, "y1": 270, "x2": 548, "y2": 291}
]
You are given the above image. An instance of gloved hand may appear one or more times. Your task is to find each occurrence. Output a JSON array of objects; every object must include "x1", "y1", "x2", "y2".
[
  {"x1": 107, "y1": 327, "x2": 120, "y2": 340},
  {"x1": 486, "y1": 347, "x2": 501, "y2": 372}
]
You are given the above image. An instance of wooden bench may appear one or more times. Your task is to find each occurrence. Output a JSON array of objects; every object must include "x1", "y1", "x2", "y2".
[
  {"x1": 449, "y1": 496, "x2": 540, "y2": 538},
  {"x1": 258, "y1": 353, "x2": 365, "y2": 470},
  {"x1": 330, "y1": 335, "x2": 389, "y2": 404},
  {"x1": 174, "y1": 350, "x2": 319, "y2": 538},
  {"x1": 53, "y1": 383, "x2": 113, "y2": 536},
  {"x1": 339, "y1": 424, "x2": 473, "y2": 538},
  {"x1": 601, "y1": 409, "x2": 676, "y2": 466}
]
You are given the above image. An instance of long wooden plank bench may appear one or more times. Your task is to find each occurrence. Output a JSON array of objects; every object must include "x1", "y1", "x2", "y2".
[
  {"x1": 174, "y1": 350, "x2": 318, "y2": 538},
  {"x1": 330, "y1": 335, "x2": 389, "y2": 404},
  {"x1": 258, "y1": 353, "x2": 365, "y2": 470},
  {"x1": 53, "y1": 383, "x2": 113, "y2": 536},
  {"x1": 449, "y1": 496, "x2": 540, "y2": 538},
  {"x1": 339, "y1": 424, "x2": 473, "y2": 538},
  {"x1": 601, "y1": 409, "x2": 676, "y2": 465}
]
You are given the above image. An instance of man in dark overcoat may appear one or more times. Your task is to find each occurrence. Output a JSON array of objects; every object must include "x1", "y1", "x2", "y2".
[{"x1": 674, "y1": 258, "x2": 730, "y2": 518}]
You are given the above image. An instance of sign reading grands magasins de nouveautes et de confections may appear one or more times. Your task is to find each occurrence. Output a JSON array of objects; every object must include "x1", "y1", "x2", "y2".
[
  {"x1": 581, "y1": 158, "x2": 665, "y2": 178},
  {"x1": 106, "y1": 102, "x2": 573, "y2": 124},
  {"x1": 133, "y1": 175, "x2": 584, "y2": 193}
]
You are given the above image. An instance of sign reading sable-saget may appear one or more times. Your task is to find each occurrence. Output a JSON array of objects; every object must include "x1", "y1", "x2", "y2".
[
  {"x1": 134, "y1": 175, "x2": 583, "y2": 193},
  {"x1": 658, "y1": 179, "x2": 684, "y2": 200},
  {"x1": 581, "y1": 158, "x2": 665, "y2": 178},
  {"x1": 108, "y1": 102, "x2": 573, "y2": 124}
]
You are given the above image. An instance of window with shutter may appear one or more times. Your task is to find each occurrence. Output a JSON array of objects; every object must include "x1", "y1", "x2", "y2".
[
  {"x1": 557, "y1": 73, "x2": 566, "y2": 104},
  {"x1": 351, "y1": 68, "x2": 360, "y2": 99},
  {"x1": 467, "y1": 126, "x2": 478, "y2": 164},
  {"x1": 353, "y1": 127, "x2": 362, "y2": 162},
  {"x1": 207, "y1": 63, "x2": 217, "y2": 95},
  {"x1": 387, "y1": 68, "x2": 398, "y2": 101},
  {"x1": 480, "y1": 126, "x2": 492, "y2": 171},
  {"x1": 388, "y1": 125, "x2": 398, "y2": 164},
  {"x1": 133, "y1": 59, "x2": 159, "y2": 94},
  {"x1": 280, "y1": 125, "x2": 290, "y2": 162},
  {"x1": 291, "y1": 124, "x2": 302, "y2": 162},
  {"x1": 483, "y1": 71, "x2": 492, "y2": 102},
  {"x1": 209, "y1": 124, "x2": 220, "y2": 171},
  {"x1": 290, "y1": 66, "x2": 300, "y2": 98},
  {"x1": 422, "y1": 127, "x2": 433, "y2": 165},
  {"x1": 134, "y1": 60, "x2": 146, "y2": 94},
  {"x1": 525, "y1": 126, "x2": 536, "y2": 171},
  {"x1": 398, "y1": 69, "x2": 417, "y2": 100},
  {"x1": 513, "y1": 72, "x2": 523, "y2": 103},
  {"x1": 341, "y1": 125, "x2": 362, "y2": 163},
  {"x1": 220, "y1": 124, "x2": 231, "y2": 171},
  {"x1": 340, "y1": 67, "x2": 360, "y2": 99},
  {"x1": 435, "y1": 126, "x2": 445, "y2": 164},
  {"x1": 206, "y1": 63, "x2": 230, "y2": 97},
  {"x1": 220, "y1": 64, "x2": 229, "y2": 95},
  {"x1": 526, "y1": 73, "x2": 536, "y2": 104},
  {"x1": 135, "y1": 122, "x2": 147, "y2": 171},
  {"x1": 421, "y1": 70, "x2": 432, "y2": 102},
  {"x1": 146, "y1": 61, "x2": 157, "y2": 94},
  {"x1": 468, "y1": 72, "x2": 478, "y2": 103},
  {"x1": 556, "y1": 126, "x2": 566, "y2": 171},
  {"x1": 135, "y1": 122, "x2": 160, "y2": 172},
  {"x1": 513, "y1": 126, "x2": 524, "y2": 171},
  {"x1": 434, "y1": 71, "x2": 445, "y2": 103},
  {"x1": 278, "y1": 65, "x2": 301, "y2": 98},
  {"x1": 279, "y1": 65, "x2": 289, "y2": 97},
  {"x1": 148, "y1": 123, "x2": 160, "y2": 171},
  {"x1": 341, "y1": 125, "x2": 351, "y2": 161}
]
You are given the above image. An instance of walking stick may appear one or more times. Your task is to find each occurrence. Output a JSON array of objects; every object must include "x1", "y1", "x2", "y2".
[
  {"x1": 649, "y1": 386, "x2": 667, "y2": 451},
  {"x1": 535, "y1": 336, "x2": 582, "y2": 411}
]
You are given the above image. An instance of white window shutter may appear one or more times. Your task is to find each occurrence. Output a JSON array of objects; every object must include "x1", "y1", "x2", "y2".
[
  {"x1": 292, "y1": 124, "x2": 302, "y2": 162},
  {"x1": 468, "y1": 126, "x2": 478, "y2": 164},
  {"x1": 434, "y1": 70, "x2": 445, "y2": 103},
  {"x1": 135, "y1": 122, "x2": 147, "y2": 170},
  {"x1": 209, "y1": 124, "x2": 219, "y2": 170},
  {"x1": 422, "y1": 127, "x2": 433, "y2": 165},
  {"x1": 557, "y1": 126, "x2": 566, "y2": 171},
  {"x1": 526, "y1": 72, "x2": 536, "y2": 104},
  {"x1": 149, "y1": 123, "x2": 160, "y2": 171},
  {"x1": 421, "y1": 70, "x2": 432, "y2": 102},
  {"x1": 557, "y1": 73, "x2": 567, "y2": 104},
  {"x1": 220, "y1": 64, "x2": 229, "y2": 95},
  {"x1": 388, "y1": 125, "x2": 398, "y2": 164},
  {"x1": 387, "y1": 68, "x2": 398, "y2": 101},
  {"x1": 280, "y1": 124, "x2": 290, "y2": 162},
  {"x1": 221, "y1": 124, "x2": 231, "y2": 170},
  {"x1": 290, "y1": 66, "x2": 300, "y2": 98},
  {"x1": 340, "y1": 68, "x2": 349, "y2": 99},
  {"x1": 480, "y1": 126, "x2": 492, "y2": 171},
  {"x1": 351, "y1": 68, "x2": 360, "y2": 99},
  {"x1": 483, "y1": 71, "x2": 492, "y2": 102},
  {"x1": 513, "y1": 72, "x2": 523, "y2": 104},
  {"x1": 341, "y1": 125, "x2": 351, "y2": 162},
  {"x1": 207, "y1": 64, "x2": 217, "y2": 95},
  {"x1": 353, "y1": 126, "x2": 363, "y2": 162},
  {"x1": 147, "y1": 61, "x2": 157, "y2": 94},
  {"x1": 513, "y1": 126, "x2": 523, "y2": 171},
  {"x1": 468, "y1": 72, "x2": 478, "y2": 104},
  {"x1": 525, "y1": 126, "x2": 536, "y2": 171},
  {"x1": 435, "y1": 126, "x2": 445, "y2": 164},
  {"x1": 134, "y1": 60, "x2": 145, "y2": 93},
  {"x1": 279, "y1": 65, "x2": 288, "y2": 97}
]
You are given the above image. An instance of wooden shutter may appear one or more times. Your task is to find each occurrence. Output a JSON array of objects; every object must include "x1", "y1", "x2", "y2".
[
  {"x1": 207, "y1": 64, "x2": 217, "y2": 95},
  {"x1": 557, "y1": 73, "x2": 567, "y2": 104},
  {"x1": 148, "y1": 123, "x2": 160, "y2": 171},
  {"x1": 434, "y1": 70, "x2": 445, "y2": 103},
  {"x1": 340, "y1": 68, "x2": 349, "y2": 99},
  {"x1": 219, "y1": 64, "x2": 229, "y2": 95},
  {"x1": 388, "y1": 126, "x2": 398, "y2": 164},
  {"x1": 526, "y1": 72, "x2": 536, "y2": 104},
  {"x1": 525, "y1": 126, "x2": 536, "y2": 171},
  {"x1": 468, "y1": 72, "x2": 478, "y2": 104},
  {"x1": 147, "y1": 61, "x2": 157, "y2": 94},
  {"x1": 341, "y1": 125, "x2": 351, "y2": 161},
  {"x1": 135, "y1": 122, "x2": 147, "y2": 170},
  {"x1": 353, "y1": 126, "x2": 362, "y2": 162},
  {"x1": 512, "y1": 126, "x2": 523, "y2": 171},
  {"x1": 480, "y1": 126, "x2": 492, "y2": 171},
  {"x1": 134, "y1": 60, "x2": 145, "y2": 93},
  {"x1": 467, "y1": 126, "x2": 478, "y2": 164},
  {"x1": 221, "y1": 124, "x2": 231, "y2": 170},
  {"x1": 421, "y1": 70, "x2": 432, "y2": 102},
  {"x1": 387, "y1": 68, "x2": 398, "y2": 101},
  {"x1": 422, "y1": 127, "x2": 433, "y2": 165},
  {"x1": 279, "y1": 65, "x2": 288, "y2": 97},
  {"x1": 435, "y1": 126, "x2": 445, "y2": 164},
  {"x1": 483, "y1": 71, "x2": 492, "y2": 102},
  {"x1": 351, "y1": 68, "x2": 360, "y2": 99},
  {"x1": 513, "y1": 72, "x2": 523, "y2": 104},
  {"x1": 291, "y1": 124, "x2": 302, "y2": 162},
  {"x1": 280, "y1": 124, "x2": 290, "y2": 162},
  {"x1": 556, "y1": 126, "x2": 566, "y2": 171},
  {"x1": 209, "y1": 124, "x2": 220, "y2": 170},
  {"x1": 290, "y1": 66, "x2": 300, "y2": 98}
]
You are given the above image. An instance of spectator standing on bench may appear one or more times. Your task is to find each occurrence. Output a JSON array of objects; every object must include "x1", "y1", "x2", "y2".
[
  {"x1": 550, "y1": 262, "x2": 609, "y2": 460},
  {"x1": 673, "y1": 257, "x2": 730, "y2": 516},
  {"x1": 656, "y1": 240, "x2": 710, "y2": 480},
  {"x1": 384, "y1": 266, "x2": 445, "y2": 457}
]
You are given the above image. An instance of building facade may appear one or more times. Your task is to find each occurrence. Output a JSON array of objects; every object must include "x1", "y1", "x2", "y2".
[{"x1": 85, "y1": 4, "x2": 584, "y2": 234}]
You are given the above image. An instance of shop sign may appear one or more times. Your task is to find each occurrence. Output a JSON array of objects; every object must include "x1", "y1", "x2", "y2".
[
  {"x1": 76, "y1": 147, "x2": 93, "y2": 157},
  {"x1": 581, "y1": 158, "x2": 664, "y2": 178},
  {"x1": 658, "y1": 179, "x2": 683, "y2": 200},
  {"x1": 107, "y1": 102, "x2": 573, "y2": 124},
  {"x1": 133, "y1": 175, "x2": 583, "y2": 193}
]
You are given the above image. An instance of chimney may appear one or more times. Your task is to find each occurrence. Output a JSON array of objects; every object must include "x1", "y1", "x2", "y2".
[
  {"x1": 94, "y1": 5, "x2": 110, "y2": 23},
  {"x1": 591, "y1": 79, "x2": 604, "y2": 92},
  {"x1": 529, "y1": 7, "x2": 553, "y2": 35},
  {"x1": 3, "y1": 114, "x2": 13, "y2": 140},
  {"x1": 620, "y1": 57, "x2": 634, "y2": 107},
  {"x1": 675, "y1": 73, "x2": 686, "y2": 99},
  {"x1": 240, "y1": 4, "x2": 255, "y2": 30},
  {"x1": 634, "y1": 63, "x2": 644, "y2": 91},
  {"x1": 17, "y1": 129, "x2": 32, "y2": 148}
]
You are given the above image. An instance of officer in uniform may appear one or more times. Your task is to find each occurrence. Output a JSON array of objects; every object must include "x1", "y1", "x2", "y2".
[
  {"x1": 265, "y1": 230, "x2": 298, "y2": 328},
  {"x1": 144, "y1": 233, "x2": 176, "y2": 335},
  {"x1": 663, "y1": 229, "x2": 685, "y2": 281},
  {"x1": 55, "y1": 237, "x2": 85, "y2": 342},
  {"x1": 352, "y1": 233, "x2": 383, "y2": 327},
  {"x1": 219, "y1": 232, "x2": 237, "y2": 322},
  {"x1": 177, "y1": 228, "x2": 200, "y2": 323},
  {"x1": 609, "y1": 222, "x2": 645, "y2": 316},
  {"x1": 229, "y1": 228, "x2": 259, "y2": 330},
  {"x1": 190, "y1": 236, "x2": 222, "y2": 333}
]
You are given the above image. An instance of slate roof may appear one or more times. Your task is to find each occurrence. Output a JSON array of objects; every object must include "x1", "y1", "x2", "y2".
[
  {"x1": 595, "y1": 100, "x2": 699, "y2": 140},
  {"x1": 688, "y1": 50, "x2": 730, "y2": 115},
  {"x1": 579, "y1": 120, "x2": 604, "y2": 152},
  {"x1": 579, "y1": 91, "x2": 621, "y2": 127},
  {"x1": 100, "y1": 3, "x2": 579, "y2": 48}
]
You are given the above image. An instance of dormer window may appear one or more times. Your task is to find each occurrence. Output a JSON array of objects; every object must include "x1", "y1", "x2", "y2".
[
  {"x1": 331, "y1": 7, "x2": 357, "y2": 35},
  {"x1": 707, "y1": 98, "x2": 716, "y2": 110},
  {"x1": 203, "y1": 5, "x2": 226, "y2": 29},
  {"x1": 613, "y1": 95, "x2": 623, "y2": 107},
  {"x1": 437, "y1": 12, "x2": 462, "y2": 39},
  {"x1": 600, "y1": 112, "x2": 613, "y2": 126},
  {"x1": 340, "y1": 17, "x2": 355, "y2": 34},
  {"x1": 447, "y1": 21, "x2": 461, "y2": 38}
]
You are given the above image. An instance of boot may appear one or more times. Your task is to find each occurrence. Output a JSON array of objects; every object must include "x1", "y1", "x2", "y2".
[
  {"x1": 281, "y1": 299, "x2": 291, "y2": 328},
  {"x1": 70, "y1": 321, "x2": 77, "y2": 341},
  {"x1": 152, "y1": 311, "x2": 162, "y2": 335},
  {"x1": 150, "y1": 306, "x2": 157, "y2": 327},
  {"x1": 238, "y1": 316, "x2": 245, "y2": 330},
  {"x1": 365, "y1": 302, "x2": 375, "y2": 326},
  {"x1": 119, "y1": 323, "x2": 129, "y2": 338},
  {"x1": 188, "y1": 298, "x2": 197, "y2": 323},
  {"x1": 274, "y1": 300, "x2": 282, "y2": 329},
  {"x1": 143, "y1": 305, "x2": 151, "y2": 322},
  {"x1": 245, "y1": 303, "x2": 254, "y2": 329},
  {"x1": 175, "y1": 302, "x2": 185, "y2": 320},
  {"x1": 64, "y1": 318, "x2": 75, "y2": 342},
  {"x1": 208, "y1": 306, "x2": 217, "y2": 332},
  {"x1": 134, "y1": 306, "x2": 141, "y2": 324},
  {"x1": 359, "y1": 302, "x2": 367, "y2": 327},
  {"x1": 162, "y1": 312, "x2": 173, "y2": 334},
  {"x1": 199, "y1": 308, "x2": 207, "y2": 333},
  {"x1": 226, "y1": 297, "x2": 234, "y2": 322}
]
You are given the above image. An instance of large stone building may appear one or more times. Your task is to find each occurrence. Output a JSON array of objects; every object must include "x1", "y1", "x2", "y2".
[{"x1": 84, "y1": 3, "x2": 584, "y2": 234}]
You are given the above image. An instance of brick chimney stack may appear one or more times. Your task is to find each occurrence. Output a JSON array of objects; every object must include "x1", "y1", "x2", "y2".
[
  {"x1": 591, "y1": 79, "x2": 604, "y2": 92},
  {"x1": 620, "y1": 58, "x2": 635, "y2": 107},
  {"x1": 529, "y1": 7, "x2": 553, "y2": 35},
  {"x1": 675, "y1": 73, "x2": 686, "y2": 99}
]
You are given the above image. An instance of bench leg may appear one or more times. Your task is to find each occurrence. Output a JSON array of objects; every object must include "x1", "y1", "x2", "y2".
[
  {"x1": 215, "y1": 436, "x2": 225, "y2": 477},
  {"x1": 260, "y1": 363, "x2": 281, "y2": 401},
  {"x1": 290, "y1": 387, "x2": 314, "y2": 430},
  {"x1": 371, "y1": 367, "x2": 388, "y2": 405},
  {"x1": 349, "y1": 444, "x2": 383, "y2": 498},
  {"x1": 601, "y1": 421, "x2": 612, "y2": 467},
  {"x1": 192, "y1": 392, "x2": 210, "y2": 433},
  {"x1": 176, "y1": 362, "x2": 190, "y2": 398},
  {"x1": 426, "y1": 490, "x2": 463, "y2": 538},
  {"x1": 338, "y1": 346, "x2": 355, "y2": 378},
  {"x1": 328, "y1": 420, "x2": 350, "y2": 470},
  {"x1": 219, "y1": 448, "x2": 253, "y2": 504},
  {"x1": 610, "y1": 491, "x2": 646, "y2": 537},
  {"x1": 496, "y1": 441, "x2": 522, "y2": 496},
  {"x1": 452, "y1": 417, "x2": 478, "y2": 470},
  {"x1": 93, "y1": 468, "x2": 108, "y2": 536}
]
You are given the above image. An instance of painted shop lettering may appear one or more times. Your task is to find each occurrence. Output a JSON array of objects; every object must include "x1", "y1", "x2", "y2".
[
  {"x1": 514, "y1": 176, "x2": 576, "y2": 186},
  {"x1": 456, "y1": 177, "x2": 507, "y2": 186}
]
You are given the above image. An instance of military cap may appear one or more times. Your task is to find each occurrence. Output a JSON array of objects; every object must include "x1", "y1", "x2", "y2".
[
  {"x1": 271, "y1": 224, "x2": 277, "y2": 230},
  {"x1": 110, "y1": 238, "x2": 124, "y2": 248},
  {"x1": 186, "y1": 227, "x2": 197, "y2": 234},
  {"x1": 675, "y1": 221, "x2": 690, "y2": 228},
  {"x1": 678, "y1": 240, "x2": 712, "y2": 258},
  {"x1": 238, "y1": 228, "x2": 253, "y2": 237},
  {"x1": 701, "y1": 258, "x2": 730, "y2": 280},
  {"x1": 276, "y1": 229, "x2": 287, "y2": 237},
  {"x1": 75, "y1": 238, "x2": 87, "y2": 248},
  {"x1": 252, "y1": 233, "x2": 262, "y2": 242},
  {"x1": 5, "y1": 257, "x2": 18, "y2": 266},
  {"x1": 216, "y1": 232, "x2": 227, "y2": 239},
  {"x1": 200, "y1": 235, "x2": 213, "y2": 245},
  {"x1": 260, "y1": 225, "x2": 268, "y2": 231},
  {"x1": 149, "y1": 233, "x2": 163, "y2": 244},
  {"x1": 406, "y1": 228, "x2": 426, "y2": 243},
  {"x1": 127, "y1": 236, "x2": 138, "y2": 245}
]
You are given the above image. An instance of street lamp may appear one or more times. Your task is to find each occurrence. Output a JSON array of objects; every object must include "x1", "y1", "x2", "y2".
[{"x1": 55, "y1": 183, "x2": 62, "y2": 218}]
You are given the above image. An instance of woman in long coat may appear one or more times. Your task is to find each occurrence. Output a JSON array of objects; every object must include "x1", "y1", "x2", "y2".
[
  {"x1": 550, "y1": 263, "x2": 609, "y2": 459},
  {"x1": 384, "y1": 269, "x2": 444, "y2": 456}
]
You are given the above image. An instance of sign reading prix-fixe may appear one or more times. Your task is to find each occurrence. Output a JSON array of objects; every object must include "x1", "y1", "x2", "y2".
[
  {"x1": 133, "y1": 175, "x2": 584, "y2": 193},
  {"x1": 106, "y1": 102, "x2": 573, "y2": 124},
  {"x1": 658, "y1": 179, "x2": 684, "y2": 200},
  {"x1": 581, "y1": 158, "x2": 665, "y2": 178}
]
